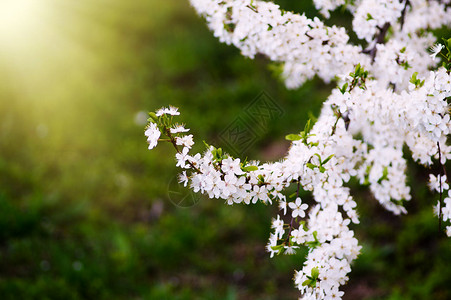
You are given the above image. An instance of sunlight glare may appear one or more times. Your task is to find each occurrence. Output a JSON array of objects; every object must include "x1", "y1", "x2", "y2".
[{"x1": 0, "y1": 0, "x2": 40, "y2": 40}]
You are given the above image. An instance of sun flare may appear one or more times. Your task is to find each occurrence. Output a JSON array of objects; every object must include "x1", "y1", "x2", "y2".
[
  {"x1": 0, "y1": 0, "x2": 40, "y2": 39},
  {"x1": 0, "y1": 0, "x2": 99, "y2": 103}
]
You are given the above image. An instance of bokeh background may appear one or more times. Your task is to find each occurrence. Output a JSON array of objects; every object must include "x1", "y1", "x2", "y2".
[{"x1": 0, "y1": 0, "x2": 450, "y2": 299}]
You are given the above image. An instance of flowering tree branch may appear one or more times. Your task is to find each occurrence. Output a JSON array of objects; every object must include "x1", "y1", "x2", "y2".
[{"x1": 144, "y1": 1, "x2": 451, "y2": 299}]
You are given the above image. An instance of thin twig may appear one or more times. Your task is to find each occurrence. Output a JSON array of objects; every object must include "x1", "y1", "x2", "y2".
[
  {"x1": 400, "y1": 0, "x2": 411, "y2": 30},
  {"x1": 362, "y1": 22, "x2": 391, "y2": 63},
  {"x1": 165, "y1": 127, "x2": 202, "y2": 173}
]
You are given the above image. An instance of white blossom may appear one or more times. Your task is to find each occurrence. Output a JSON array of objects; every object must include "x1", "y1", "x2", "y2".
[
  {"x1": 156, "y1": 105, "x2": 180, "y2": 116},
  {"x1": 289, "y1": 197, "x2": 309, "y2": 218},
  {"x1": 170, "y1": 124, "x2": 190, "y2": 133},
  {"x1": 144, "y1": 122, "x2": 160, "y2": 150},
  {"x1": 429, "y1": 43, "x2": 444, "y2": 60},
  {"x1": 429, "y1": 174, "x2": 449, "y2": 193},
  {"x1": 176, "y1": 134, "x2": 194, "y2": 149}
]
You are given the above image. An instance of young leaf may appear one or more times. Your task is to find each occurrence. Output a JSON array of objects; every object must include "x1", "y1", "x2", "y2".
[
  {"x1": 322, "y1": 154, "x2": 334, "y2": 165},
  {"x1": 314, "y1": 153, "x2": 322, "y2": 164},
  {"x1": 242, "y1": 165, "x2": 259, "y2": 172},
  {"x1": 306, "y1": 163, "x2": 316, "y2": 170},
  {"x1": 302, "y1": 279, "x2": 312, "y2": 287},
  {"x1": 286, "y1": 134, "x2": 302, "y2": 141},
  {"x1": 311, "y1": 267, "x2": 319, "y2": 279},
  {"x1": 148, "y1": 112, "x2": 158, "y2": 123},
  {"x1": 339, "y1": 82, "x2": 348, "y2": 94},
  {"x1": 304, "y1": 119, "x2": 312, "y2": 134},
  {"x1": 377, "y1": 166, "x2": 389, "y2": 183}
]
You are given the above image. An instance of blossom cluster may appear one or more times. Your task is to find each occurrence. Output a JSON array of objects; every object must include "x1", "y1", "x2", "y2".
[
  {"x1": 146, "y1": 104, "x2": 364, "y2": 299},
  {"x1": 145, "y1": 0, "x2": 451, "y2": 299},
  {"x1": 189, "y1": 0, "x2": 367, "y2": 88}
]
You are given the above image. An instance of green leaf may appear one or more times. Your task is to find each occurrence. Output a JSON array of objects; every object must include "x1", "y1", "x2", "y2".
[
  {"x1": 285, "y1": 134, "x2": 302, "y2": 141},
  {"x1": 362, "y1": 70, "x2": 368, "y2": 78},
  {"x1": 211, "y1": 147, "x2": 224, "y2": 161},
  {"x1": 322, "y1": 154, "x2": 334, "y2": 165},
  {"x1": 339, "y1": 82, "x2": 348, "y2": 94},
  {"x1": 400, "y1": 61, "x2": 411, "y2": 70},
  {"x1": 306, "y1": 163, "x2": 316, "y2": 170},
  {"x1": 410, "y1": 72, "x2": 418, "y2": 84},
  {"x1": 148, "y1": 112, "x2": 158, "y2": 123},
  {"x1": 242, "y1": 165, "x2": 258, "y2": 172},
  {"x1": 304, "y1": 119, "x2": 312, "y2": 135},
  {"x1": 271, "y1": 245, "x2": 283, "y2": 251},
  {"x1": 446, "y1": 37, "x2": 451, "y2": 50},
  {"x1": 270, "y1": 244, "x2": 285, "y2": 255},
  {"x1": 306, "y1": 231, "x2": 321, "y2": 248},
  {"x1": 377, "y1": 166, "x2": 389, "y2": 183},
  {"x1": 299, "y1": 131, "x2": 307, "y2": 140},
  {"x1": 302, "y1": 279, "x2": 312, "y2": 287},
  {"x1": 311, "y1": 267, "x2": 319, "y2": 279},
  {"x1": 354, "y1": 63, "x2": 362, "y2": 76},
  {"x1": 382, "y1": 166, "x2": 388, "y2": 177},
  {"x1": 314, "y1": 153, "x2": 322, "y2": 163}
]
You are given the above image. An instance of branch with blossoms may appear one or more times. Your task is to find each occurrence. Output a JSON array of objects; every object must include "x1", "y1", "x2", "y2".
[
  {"x1": 146, "y1": 102, "x2": 365, "y2": 299},
  {"x1": 144, "y1": 0, "x2": 451, "y2": 299}
]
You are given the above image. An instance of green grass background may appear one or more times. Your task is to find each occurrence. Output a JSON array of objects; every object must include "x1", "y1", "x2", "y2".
[{"x1": 0, "y1": 0, "x2": 450, "y2": 299}]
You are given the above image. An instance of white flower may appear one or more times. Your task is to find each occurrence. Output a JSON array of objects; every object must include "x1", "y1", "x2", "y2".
[
  {"x1": 271, "y1": 215, "x2": 285, "y2": 239},
  {"x1": 178, "y1": 171, "x2": 189, "y2": 187},
  {"x1": 221, "y1": 157, "x2": 245, "y2": 175},
  {"x1": 288, "y1": 197, "x2": 308, "y2": 218},
  {"x1": 175, "y1": 147, "x2": 190, "y2": 168},
  {"x1": 176, "y1": 134, "x2": 194, "y2": 149},
  {"x1": 170, "y1": 124, "x2": 190, "y2": 134},
  {"x1": 291, "y1": 228, "x2": 308, "y2": 244},
  {"x1": 284, "y1": 245, "x2": 298, "y2": 255},
  {"x1": 279, "y1": 199, "x2": 287, "y2": 215},
  {"x1": 266, "y1": 233, "x2": 278, "y2": 258},
  {"x1": 442, "y1": 195, "x2": 451, "y2": 222},
  {"x1": 428, "y1": 174, "x2": 449, "y2": 193},
  {"x1": 429, "y1": 43, "x2": 444, "y2": 60},
  {"x1": 144, "y1": 123, "x2": 160, "y2": 150},
  {"x1": 156, "y1": 105, "x2": 180, "y2": 117}
]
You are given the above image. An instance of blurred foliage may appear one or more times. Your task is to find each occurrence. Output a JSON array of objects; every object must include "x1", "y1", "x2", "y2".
[{"x1": 0, "y1": 0, "x2": 450, "y2": 299}]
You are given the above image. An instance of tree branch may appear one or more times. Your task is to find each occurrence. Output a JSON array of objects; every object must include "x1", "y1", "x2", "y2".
[
  {"x1": 400, "y1": 0, "x2": 411, "y2": 30},
  {"x1": 362, "y1": 22, "x2": 391, "y2": 63}
]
